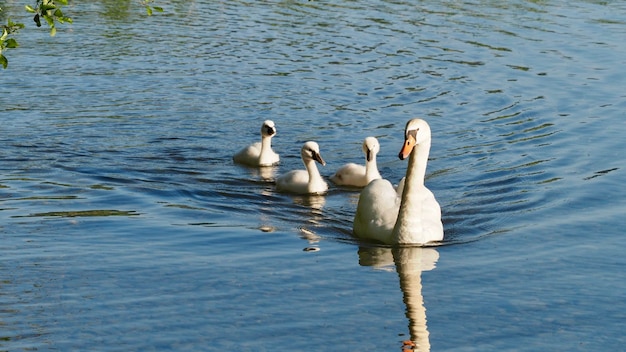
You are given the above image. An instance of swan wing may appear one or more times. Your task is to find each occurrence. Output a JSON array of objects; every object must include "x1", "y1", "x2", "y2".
[
  {"x1": 276, "y1": 170, "x2": 309, "y2": 194},
  {"x1": 330, "y1": 163, "x2": 367, "y2": 187},
  {"x1": 353, "y1": 179, "x2": 400, "y2": 243},
  {"x1": 233, "y1": 142, "x2": 262, "y2": 166},
  {"x1": 421, "y1": 188, "x2": 444, "y2": 241},
  {"x1": 393, "y1": 186, "x2": 444, "y2": 244}
]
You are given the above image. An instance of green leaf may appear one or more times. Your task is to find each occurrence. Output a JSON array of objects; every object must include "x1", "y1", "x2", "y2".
[
  {"x1": 57, "y1": 0, "x2": 69, "y2": 5},
  {"x1": 44, "y1": 15, "x2": 54, "y2": 27},
  {"x1": 153, "y1": 6, "x2": 164, "y2": 12},
  {"x1": 146, "y1": 7, "x2": 153, "y2": 16},
  {"x1": 50, "y1": 26, "x2": 57, "y2": 37},
  {"x1": 5, "y1": 38, "x2": 18, "y2": 48},
  {"x1": 25, "y1": 5, "x2": 36, "y2": 13},
  {"x1": 8, "y1": 19, "x2": 25, "y2": 30},
  {"x1": 0, "y1": 54, "x2": 8, "y2": 69}
]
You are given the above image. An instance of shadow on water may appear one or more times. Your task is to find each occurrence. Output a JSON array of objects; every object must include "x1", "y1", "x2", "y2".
[{"x1": 13, "y1": 210, "x2": 140, "y2": 218}]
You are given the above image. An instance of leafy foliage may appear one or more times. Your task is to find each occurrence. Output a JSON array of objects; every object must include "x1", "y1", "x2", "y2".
[
  {"x1": 0, "y1": 17, "x2": 25, "y2": 69},
  {"x1": 25, "y1": 0, "x2": 73, "y2": 37},
  {"x1": 141, "y1": 0, "x2": 164, "y2": 16},
  {"x1": 1, "y1": 1, "x2": 162, "y2": 70}
]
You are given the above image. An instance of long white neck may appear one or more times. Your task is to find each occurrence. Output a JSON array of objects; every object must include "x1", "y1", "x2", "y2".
[
  {"x1": 305, "y1": 159, "x2": 324, "y2": 189},
  {"x1": 365, "y1": 155, "x2": 381, "y2": 182},
  {"x1": 392, "y1": 141, "x2": 430, "y2": 243},
  {"x1": 259, "y1": 135, "x2": 273, "y2": 164}
]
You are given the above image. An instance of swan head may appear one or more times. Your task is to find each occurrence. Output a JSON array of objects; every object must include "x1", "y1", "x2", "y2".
[
  {"x1": 399, "y1": 118, "x2": 432, "y2": 160},
  {"x1": 261, "y1": 120, "x2": 277, "y2": 138},
  {"x1": 301, "y1": 141, "x2": 326, "y2": 166},
  {"x1": 363, "y1": 136, "x2": 380, "y2": 162}
]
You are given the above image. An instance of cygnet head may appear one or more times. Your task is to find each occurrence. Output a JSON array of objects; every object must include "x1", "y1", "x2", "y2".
[
  {"x1": 362, "y1": 136, "x2": 380, "y2": 162},
  {"x1": 399, "y1": 118, "x2": 432, "y2": 160},
  {"x1": 261, "y1": 120, "x2": 277, "y2": 137},
  {"x1": 301, "y1": 141, "x2": 326, "y2": 166}
]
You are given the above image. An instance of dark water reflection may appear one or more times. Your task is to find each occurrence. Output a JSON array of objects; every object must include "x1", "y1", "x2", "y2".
[{"x1": 1, "y1": 0, "x2": 626, "y2": 350}]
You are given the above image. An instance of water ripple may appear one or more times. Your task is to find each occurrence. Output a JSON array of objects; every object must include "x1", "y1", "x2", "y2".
[{"x1": 1, "y1": 0, "x2": 626, "y2": 350}]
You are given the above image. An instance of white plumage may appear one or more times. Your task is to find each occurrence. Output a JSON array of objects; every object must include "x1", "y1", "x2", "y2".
[
  {"x1": 233, "y1": 120, "x2": 280, "y2": 167},
  {"x1": 353, "y1": 119, "x2": 443, "y2": 245},
  {"x1": 330, "y1": 136, "x2": 382, "y2": 188},
  {"x1": 276, "y1": 141, "x2": 328, "y2": 195}
]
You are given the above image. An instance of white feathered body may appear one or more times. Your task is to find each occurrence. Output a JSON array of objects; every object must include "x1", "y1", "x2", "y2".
[
  {"x1": 276, "y1": 168, "x2": 328, "y2": 195},
  {"x1": 353, "y1": 179, "x2": 401, "y2": 243},
  {"x1": 352, "y1": 119, "x2": 443, "y2": 245},
  {"x1": 330, "y1": 163, "x2": 368, "y2": 187},
  {"x1": 233, "y1": 141, "x2": 279, "y2": 167},
  {"x1": 233, "y1": 120, "x2": 279, "y2": 167},
  {"x1": 330, "y1": 137, "x2": 382, "y2": 187},
  {"x1": 275, "y1": 141, "x2": 328, "y2": 195}
]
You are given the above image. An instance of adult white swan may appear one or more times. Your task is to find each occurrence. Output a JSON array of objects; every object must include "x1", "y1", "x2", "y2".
[
  {"x1": 330, "y1": 136, "x2": 382, "y2": 187},
  {"x1": 276, "y1": 141, "x2": 328, "y2": 195},
  {"x1": 233, "y1": 120, "x2": 280, "y2": 167},
  {"x1": 353, "y1": 119, "x2": 443, "y2": 245}
]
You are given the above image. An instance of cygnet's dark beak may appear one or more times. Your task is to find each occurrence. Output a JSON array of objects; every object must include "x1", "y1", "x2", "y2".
[
  {"x1": 313, "y1": 151, "x2": 326, "y2": 166},
  {"x1": 265, "y1": 126, "x2": 276, "y2": 136}
]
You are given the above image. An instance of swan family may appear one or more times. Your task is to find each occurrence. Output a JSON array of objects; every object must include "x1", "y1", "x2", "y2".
[{"x1": 233, "y1": 118, "x2": 444, "y2": 245}]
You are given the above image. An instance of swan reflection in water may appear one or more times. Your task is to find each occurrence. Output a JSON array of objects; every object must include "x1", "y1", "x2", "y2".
[
  {"x1": 358, "y1": 246, "x2": 439, "y2": 351},
  {"x1": 292, "y1": 195, "x2": 326, "y2": 248},
  {"x1": 248, "y1": 165, "x2": 279, "y2": 182}
]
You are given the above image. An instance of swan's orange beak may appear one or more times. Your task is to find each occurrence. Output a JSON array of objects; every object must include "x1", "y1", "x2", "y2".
[{"x1": 398, "y1": 135, "x2": 416, "y2": 160}]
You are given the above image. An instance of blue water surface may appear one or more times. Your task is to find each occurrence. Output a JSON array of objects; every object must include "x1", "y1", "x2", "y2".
[{"x1": 1, "y1": 0, "x2": 625, "y2": 351}]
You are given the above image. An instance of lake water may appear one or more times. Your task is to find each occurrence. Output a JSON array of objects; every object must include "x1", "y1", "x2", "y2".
[{"x1": 1, "y1": 0, "x2": 625, "y2": 351}]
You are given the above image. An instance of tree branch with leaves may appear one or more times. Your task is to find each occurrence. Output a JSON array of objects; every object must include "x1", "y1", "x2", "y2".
[
  {"x1": 1, "y1": 0, "x2": 162, "y2": 70},
  {"x1": 25, "y1": 0, "x2": 73, "y2": 37},
  {"x1": 0, "y1": 18, "x2": 24, "y2": 69},
  {"x1": 141, "y1": 0, "x2": 163, "y2": 16}
]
